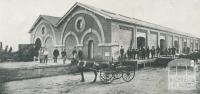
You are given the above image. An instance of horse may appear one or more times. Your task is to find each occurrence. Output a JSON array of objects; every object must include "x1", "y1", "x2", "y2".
[{"x1": 71, "y1": 58, "x2": 109, "y2": 82}]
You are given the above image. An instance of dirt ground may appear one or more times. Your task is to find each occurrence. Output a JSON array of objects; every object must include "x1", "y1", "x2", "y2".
[{"x1": 1, "y1": 67, "x2": 200, "y2": 94}]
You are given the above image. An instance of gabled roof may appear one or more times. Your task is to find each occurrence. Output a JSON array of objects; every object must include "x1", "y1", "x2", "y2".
[
  {"x1": 29, "y1": 15, "x2": 61, "y2": 33},
  {"x1": 29, "y1": 2, "x2": 198, "y2": 38},
  {"x1": 41, "y1": 15, "x2": 61, "y2": 25},
  {"x1": 56, "y1": 2, "x2": 197, "y2": 38}
]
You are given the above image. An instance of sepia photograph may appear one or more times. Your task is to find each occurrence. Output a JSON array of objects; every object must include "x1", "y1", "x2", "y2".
[{"x1": 0, "y1": 0, "x2": 200, "y2": 94}]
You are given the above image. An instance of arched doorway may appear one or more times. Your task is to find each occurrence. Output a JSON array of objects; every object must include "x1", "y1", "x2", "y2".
[
  {"x1": 35, "y1": 38, "x2": 42, "y2": 56},
  {"x1": 82, "y1": 32, "x2": 99, "y2": 60},
  {"x1": 88, "y1": 40, "x2": 94, "y2": 59},
  {"x1": 64, "y1": 35, "x2": 77, "y2": 58},
  {"x1": 45, "y1": 37, "x2": 54, "y2": 58},
  {"x1": 137, "y1": 37, "x2": 146, "y2": 49}
]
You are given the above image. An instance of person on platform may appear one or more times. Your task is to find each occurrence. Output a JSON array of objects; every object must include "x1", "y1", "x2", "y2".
[
  {"x1": 78, "y1": 48, "x2": 83, "y2": 61},
  {"x1": 183, "y1": 47, "x2": 186, "y2": 54},
  {"x1": 120, "y1": 46, "x2": 124, "y2": 56},
  {"x1": 168, "y1": 47, "x2": 172, "y2": 56},
  {"x1": 38, "y1": 48, "x2": 44, "y2": 63},
  {"x1": 119, "y1": 46, "x2": 125, "y2": 65},
  {"x1": 136, "y1": 49, "x2": 139, "y2": 59},
  {"x1": 151, "y1": 46, "x2": 156, "y2": 58},
  {"x1": 127, "y1": 47, "x2": 132, "y2": 60},
  {"x1": 165, "y1": 48, "x2": 168, "y2": 56},
  {"x1": 141, "y1": 47, "x2": 146, "y2": 60},
  {"x1": 171, "y1": 46, "x2": 176, "y2": 59},
  {"x1": 132, "y1": 48, "x2": 136, "y2": 59},
  {"x1": 139, "y1": 48, "x2": 143, "y2": 60},
  {"x1": 43, "y1": 48, "x2": 49, "y2": 64},
  {"x1": 72, "y1": 47, "x2": 77, "y2": 59},
  {"x1": 146, "y1": 46, "x2": 150, "y2": 59},
  {"x1": 156, "y1": 46, "x2": 161, "y2": 57},
  {"x1": 61, "y1": 49, "x2": 67, "y2": 64},
  {"x1": 187, "y1": 47, "x2": 190, "y2": 54},
  {"x1": 53, "y1": 49, "x2": 59, "y2": 63}
]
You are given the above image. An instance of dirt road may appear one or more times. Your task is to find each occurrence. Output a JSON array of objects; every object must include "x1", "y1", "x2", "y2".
[{"x1": 1, "y1": 68, "x2": 200, "y2": 94}]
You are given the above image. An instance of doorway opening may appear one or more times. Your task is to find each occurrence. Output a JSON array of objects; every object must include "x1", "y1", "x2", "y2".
[
  {"x1": 137, "y1": 37, "x2": 146, "y2": 49},
  {"x1": 35, "y1": 38, "x2": 42, "y2": 56},
  {"x1": 88, "y1": 40, "x2": 94, "y2": 59},
  {"x1": 160, "y1": 39, "x2": 166, "y2": 50}
]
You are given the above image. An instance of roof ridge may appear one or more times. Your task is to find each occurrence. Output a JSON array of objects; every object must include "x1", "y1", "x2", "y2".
[
  {"x1": 40, "y1": 14, "x2": 61, "y2": 18},
  {"x1": 76, "y1": 2, "x2": 198, "y2": 37},
  {"x1": 55, "y1": 2, "x2": 198, "y2": 38}
]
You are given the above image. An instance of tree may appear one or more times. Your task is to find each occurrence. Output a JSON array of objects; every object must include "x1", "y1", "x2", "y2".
[
  {"x1": 4, "y1": 45, "x2": 8, "y2": 53},
  {"x1": 8, "y1": 46, "x2": 12, "y2": 53}
]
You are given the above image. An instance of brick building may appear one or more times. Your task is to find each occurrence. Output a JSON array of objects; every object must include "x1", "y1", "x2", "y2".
[{"x1": 29, "y1": 2, "x2": 200, "y2": 60}]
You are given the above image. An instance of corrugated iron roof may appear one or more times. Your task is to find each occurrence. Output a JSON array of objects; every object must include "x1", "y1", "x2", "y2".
[
  {"x1": 29, "y1": 15, "x2": 60, "y2": 33},
  {"x1": 40, "y1": 15, "x2": 61, "y2": 26},
  {"x1": 29, "y1": 2, "x2": 199, "y2": 38},
  {"x1": 77, "y1": 2, "x2": 197, "y2": 38}
]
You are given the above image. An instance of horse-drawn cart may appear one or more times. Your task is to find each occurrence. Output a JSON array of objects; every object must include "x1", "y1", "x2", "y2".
[
  {"x1": 72, "y1": 58, "x2": 136, "y2": 84},
  {"x1": 99, "y1": 61, "x2": 135, "y2": 84}
]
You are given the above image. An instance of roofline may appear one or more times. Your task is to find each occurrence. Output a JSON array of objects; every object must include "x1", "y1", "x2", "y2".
[
  {"x1": 111, "y1": 19, "x2": 198, "y2": 39},
  {"x1": 28, "y1": 15, "x2": 56, "y2": 33},
  {"x1": 55, "y1": 2, "x2": 112, "y2": 27},
  {"x1": 28, "y1": 15, "x2": 43, "y2": 33},
  {"x1": 29, "y1": 2, "x2": 199, "y2": 39}
]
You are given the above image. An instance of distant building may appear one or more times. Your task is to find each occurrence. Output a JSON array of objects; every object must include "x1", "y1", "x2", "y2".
[
  {"x1": 29, "y1": 2, "x2": 200, "y2": 60},
  {"x1": 18, "y1": 44, "x2": 34, "y2": 51}
]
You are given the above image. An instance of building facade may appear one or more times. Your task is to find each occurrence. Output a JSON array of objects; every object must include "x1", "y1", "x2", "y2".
[{"x1": 29, "y1": 2, "x2": 200, "y2": 60}]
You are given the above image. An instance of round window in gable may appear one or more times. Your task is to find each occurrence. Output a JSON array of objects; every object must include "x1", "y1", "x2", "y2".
[
  {"x1": 41, "y1": 27, "x2": 45, "y2": 35},
  {"x1": 75, "y1": 16, "x2": 85, "y2": 32}
]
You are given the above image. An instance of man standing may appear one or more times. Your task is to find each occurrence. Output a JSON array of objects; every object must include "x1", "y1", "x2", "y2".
[
  {"x1": 151, "y1": 47, "x2": 156, "y2": 59},
  {"x1": 38, "y1": 48, "x2": 44, "y2": 63},
  {"x1": 120, "y1": 46, "x2": 124, "y2": 56},
  {"x1": 187, "y1": 47, "x2": 190, "y2": 54},
  {"x1": 168, "y1": 47, "x2": 172, "y2": 56},
  {"x1": 156, "y1": 46, "x2": 160, "y2": 57},
  {"x1": 53, "y1": 49, "x2": 59, "y2": 63},
  {"x1": 78, "y1": 48, "x2": 83, "y2": 61},
  {"x1": 72, "y1": 47, "x2": 77, "y2": 59},
  {"x1": 165, "y1": 48, "x2": 168, "y2": 56},
  {"x1": 127, "y1": 47, "x2": 132, "y2": 60},
  {"x1": 61, "y1": 49, "x2": 67, "y2": 64},
  {"x1": 146, "y1": 46, "x2": 150, "y2": 59},
  {"x1": 119, "y1": 46, "x2": 125, "y2": 65},
  {"x1": 171, "y1": 46, "x2": 176, "y2": 59},
  {"x1": 132, "y1": 48, "x2": 136, "y2": 59},
  {"x1": 141, "y1": 47, "x2": 146, "y2": 60},
  {"x1": 43, "y1": 48, "x2": 49, "y2": 64}
]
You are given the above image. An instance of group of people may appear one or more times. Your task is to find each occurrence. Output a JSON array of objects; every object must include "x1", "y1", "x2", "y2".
[
  {"x1": 37, "y1": 45, "x2": 178, "y2": 64},
  {"x1": 37, "y1": 47, "x2": 68, "y2": 64},
  {"x1": 38, "y1": 48, "x2": 49, "y2": 64},
  {"x1": 119, "y1": 46, "x2": 177, "y2": 60},
  {"x1": 37, "y1": 46, "x2": 85, "y2": 64},
  {"x1": 71, "y1": 47, "x2": 84, "y2": 61}
]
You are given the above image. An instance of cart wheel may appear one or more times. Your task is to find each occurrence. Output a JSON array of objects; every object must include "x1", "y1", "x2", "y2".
[
  {"x1": 113, "y1": 71, "x2": 122, "y2": 79},
  {"x1": 100, "y1": 70, "x2": 114, "y2": 84},
  {"x1": 122, "y1": 67, "x2": 135, "y2": 82}
]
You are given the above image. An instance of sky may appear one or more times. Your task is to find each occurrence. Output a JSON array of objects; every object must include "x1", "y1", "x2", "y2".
[{"x1": 0, "y1": 0, "x2": 200, "y2": 51}]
